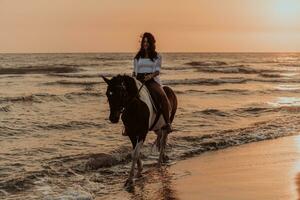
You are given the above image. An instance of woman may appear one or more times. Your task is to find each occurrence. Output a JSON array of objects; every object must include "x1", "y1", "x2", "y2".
[{"x1": 132, "y1": 32, "x2": 172, "y2": 133}]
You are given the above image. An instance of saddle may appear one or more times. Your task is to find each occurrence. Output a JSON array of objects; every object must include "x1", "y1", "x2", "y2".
[{"x1": 133, "y1": 77, "x2": 161, "y2": 131}]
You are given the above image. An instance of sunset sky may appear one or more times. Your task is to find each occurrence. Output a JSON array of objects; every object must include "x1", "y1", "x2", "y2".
[{"x1": 1, "y1": 0, "x2": 300, "y2": 53}]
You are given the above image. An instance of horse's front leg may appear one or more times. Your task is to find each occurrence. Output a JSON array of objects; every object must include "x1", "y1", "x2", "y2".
[{"x1": 124, "y1": 140, "x2": 143, "y2": 187}]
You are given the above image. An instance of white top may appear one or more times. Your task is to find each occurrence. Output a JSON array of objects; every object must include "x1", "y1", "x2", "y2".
[{"x1": 133, "y1": 54, "x2": 162, "y2": 85}]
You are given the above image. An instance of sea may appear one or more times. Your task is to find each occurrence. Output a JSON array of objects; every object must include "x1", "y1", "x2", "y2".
[{"x1": 1, "y1": 52, "x2": 300, "y2": 199}]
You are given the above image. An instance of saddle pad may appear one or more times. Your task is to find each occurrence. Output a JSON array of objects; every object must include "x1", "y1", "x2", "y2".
[{"x1": 133, "y1": 77, "x2": 156, "y2": 129}]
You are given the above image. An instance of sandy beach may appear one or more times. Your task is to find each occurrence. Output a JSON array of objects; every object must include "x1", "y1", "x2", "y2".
[
  {"x1": 103, "y1": 135, "x2": 300, "y2": 200},
  {"x1": 171, "y1": 135, "x2": 300, "y2": 200}
]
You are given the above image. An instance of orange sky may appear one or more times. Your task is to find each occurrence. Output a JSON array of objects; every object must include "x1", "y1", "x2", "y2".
[{"x1": 1, "y1": 0, "x2": 300, "y2": 53}]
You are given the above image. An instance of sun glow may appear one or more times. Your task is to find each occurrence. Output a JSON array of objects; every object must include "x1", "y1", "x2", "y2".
[
  {"x1": 271, "y1": 0, "x2": 300, "y2": 25},
  {"x1": 1, "y1": 0, "x2": 300, "y2": 52}
]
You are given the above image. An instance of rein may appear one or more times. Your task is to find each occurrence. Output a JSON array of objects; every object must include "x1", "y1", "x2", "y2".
[
  {"x1": 120, "y1": 78, "x2": 145, "y2": 113},
  {"x1": 137, "y1": 82, "x2": 145, "y2": 94}
]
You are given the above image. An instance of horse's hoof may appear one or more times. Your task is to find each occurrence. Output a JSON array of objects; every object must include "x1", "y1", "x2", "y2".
[
  {"x1": 163, "y1": 155, "x2": 170, "y2": 162},
  {"x1": 157, "y1": 161, "x2": 162, "y2": 168},
  {"x1": 135, "y1": 172, "x2": 143, "y2": 178},
  {"x1": 124, "y1": 178, "x2": 134, "y2": 187}
]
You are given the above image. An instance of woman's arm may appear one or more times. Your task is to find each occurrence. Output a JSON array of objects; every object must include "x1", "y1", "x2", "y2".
[
  {"x1": 154, "y1": 54, "x2": 161, "y2": 73},
  {"x1": 144, "y1": 55, "x2": 161, "y2": 81},
  {"x1": 132, "y1": 58, "x2": 137, "y2": 77}
]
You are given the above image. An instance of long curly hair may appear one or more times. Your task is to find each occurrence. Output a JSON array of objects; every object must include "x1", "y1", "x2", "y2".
[{"x1": 134, "y1": 32, "x2": 158, "y2": 62}]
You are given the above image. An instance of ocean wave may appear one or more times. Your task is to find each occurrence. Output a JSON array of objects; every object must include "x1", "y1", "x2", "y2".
[
  {"x1": 193, "y1": 109, "x2": 230, "y2": 117},
  {"x1": 165, "y1": 77, "x2": 300, "y2": 86},
  {"x1": 0, "y1": 105, "x2": 11, "y2": 112},
  {"x1": 233, "y1": 107, "x2": 277, "y2": 116},
  {"x1": 37, "y1": 121, "x2": 105, "y2": 130},
  {"x1": 176, "y1": 115, "x2": 299, "y2": 157},
  {"x1": 212, "y1": 88, "x2": 300, "y2": 96},
  {"x1": 46, "y1": 76, "x2": 298, "y2": 89},
  {"x1": 43, "y1": 145, "x2": 131, "y2": 173},
  {"x1": 186, "y1": 105, "x2": 300, "y2": 121},
  {"x1": 252, "y1": 78, "x2": 300, "y2": 84},
  {"x1": 64, "y1": 91, "x2": 102, "y2": 98},
  {"x1": 259, "y1": 73, "x2": 283, "y2": 78},
  {"x1": 0, "y1": 65, "x2": 81, "y2": 75},
  {"x1": 0, "y1": 93, "x2": 75, "y2": 104},
  {"x1": 175, "y1": 88, "x2": 252, "y2": 95},
  {"x1": 213, "y1": 89, "x2": 251, "y2": 95},
  {"x1": 182, "y1": 61, "x2": 287, "y2": 76},
  {"x1": 0, "y1": 125, "x2": 29, "y2": 137},
  {"x1": 47, "y1": 73, "x2": 115, "y2": 79},
  {"x1": 1, "y1": 115, "x2": 300, "y2": 196},
  {"x1": 51, "y1": 116, "x2": 300, "y2": 169},
  {"x1": 0, "y1": 120, "x2": 105, "y2": 140},
  {"x1": 0, "y1": 146, "x2": 132, "y2": 194},
  {"x1": 195, "y1": 65, "x2": 261, "y2": 74},
  {"x1": 165, "y1": 77, "x2": 247, "y2": 86},
  {"x1": 280, "y1": 63, "x2": 300, "y2": 67},
  {"x1": 43, "y1": 80, "x2": 102, "y2": 86},
  {"x1": 185, "y1": 61, "x2": 228, "y2": 66},
  {"x1": 0, "y1": 94, "x2": 44, "y2": 103},
  {"x1": 0, "y1": 170, "x2": 47, "y2": 193},
  {"x1": 0, "y1": 92, "x2": 102, "y2": 104},
  {"x1": 190, "y1": 106, "x2": 278, "y2": 119},
  {"x1": 167, "y1": 64, "x2": 284, "y2": 77},
  {"x1": 91, "y1": 56, "x2": 119, "y2": 61},
  {"x1": 174, "y1": 89, "x2": 206, "y2": 94}
]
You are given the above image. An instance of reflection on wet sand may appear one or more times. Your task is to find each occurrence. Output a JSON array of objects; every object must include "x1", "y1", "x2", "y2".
[
  {"x1": 126, "y1": 166, "x2": 179, "y2": 200},
  {"x1": 296, "y1": 173, "x2": 300, "y2": 200}
]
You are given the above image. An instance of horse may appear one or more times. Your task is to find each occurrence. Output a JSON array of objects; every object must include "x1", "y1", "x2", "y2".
[{"x1": 101, "y1": 74, "x2": 177, "y2": 187}]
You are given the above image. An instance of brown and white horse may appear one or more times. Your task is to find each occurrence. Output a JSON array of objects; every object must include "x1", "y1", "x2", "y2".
[{"x1": 102, "y1": 75, "x2": 177, "y2": 187}]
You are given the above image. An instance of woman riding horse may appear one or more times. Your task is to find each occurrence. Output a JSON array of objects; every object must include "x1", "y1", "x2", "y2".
[
  {"x1": 101, "y1": 32, "x2": 177, "y2": 187},
  {"x1": 132, "y1": 32, "x2": 172, "y2": 133}
]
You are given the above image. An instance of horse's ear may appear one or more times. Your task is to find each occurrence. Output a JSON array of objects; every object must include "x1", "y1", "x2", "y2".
[{"x1": 101, "y1": 75, "x2": 111, "y2": 85}]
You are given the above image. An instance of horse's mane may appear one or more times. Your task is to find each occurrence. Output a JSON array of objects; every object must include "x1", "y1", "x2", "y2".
[{"x1": 110, "y1": 75, "x2": 138, "y2": 97}]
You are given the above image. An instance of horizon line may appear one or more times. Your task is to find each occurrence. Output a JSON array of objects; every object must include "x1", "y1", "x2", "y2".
[{"x1": 1, "y1": 51, "x2": 300, "y2": 54}]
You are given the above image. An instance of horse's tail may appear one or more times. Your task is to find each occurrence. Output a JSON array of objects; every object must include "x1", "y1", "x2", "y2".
[{"x1": 163, "y1": 86, "x2": 178, "y2": 123}]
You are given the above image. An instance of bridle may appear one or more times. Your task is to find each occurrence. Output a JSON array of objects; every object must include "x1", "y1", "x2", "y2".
[
  {"x1": 110, "y1": 82, "x2": 128, "y2": 114},
  {"x1": 109, "y1": 78, "x2": 146, "y2": 114}
]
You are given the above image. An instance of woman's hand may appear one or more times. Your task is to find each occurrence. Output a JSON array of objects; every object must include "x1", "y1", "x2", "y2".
[
  {"x1": 144, "y1": 71, "x2": 159, "y2": 82},
  {"x1": 144, "y1": 74, "x2": 153, "y2": 81}
]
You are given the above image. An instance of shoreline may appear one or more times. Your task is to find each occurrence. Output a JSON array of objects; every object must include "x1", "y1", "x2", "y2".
[
  {"x1": 170, "y1": 135, "x2": 300, "y2": 200},
  {"x1": 105, "y1": 135, "x2": 300, "y2": 200}
]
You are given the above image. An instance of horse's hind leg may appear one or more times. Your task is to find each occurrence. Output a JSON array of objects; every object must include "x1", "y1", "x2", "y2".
[
  {"x1": 136, "y1": 156, "x2": 143, "y2": 178},
  {"x1": 158, "y1": 129, "x2": 168, "y2": 166},
  {"x1": 153, "y1": 130, "x2": 162, "y2": 152},
  {"x1": 125, "y1": 140, "x2": 143, "y2": 187}
]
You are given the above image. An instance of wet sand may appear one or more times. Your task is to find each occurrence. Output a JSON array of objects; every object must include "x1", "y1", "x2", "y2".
[
  {"x1": 171, "y1": 135, "x2": 300, "y2": 200},
  {"x1": 99, "y1": 135, "x2": 300, "y2": 200}
]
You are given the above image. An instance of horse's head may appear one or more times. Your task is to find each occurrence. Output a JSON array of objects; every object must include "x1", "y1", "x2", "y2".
[{"x1": 102, "y1": 75, "x2": 133, "y2": 123}]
